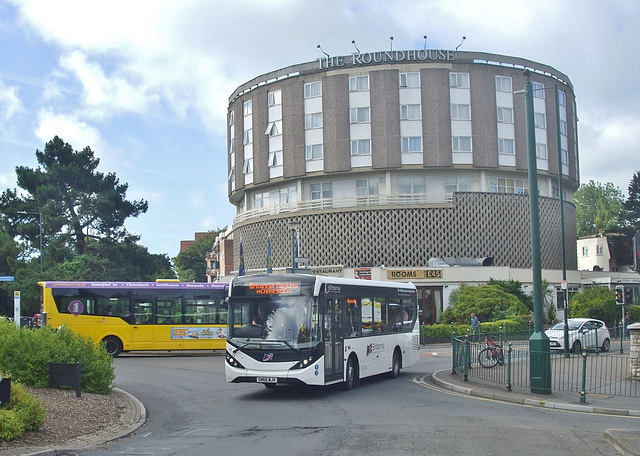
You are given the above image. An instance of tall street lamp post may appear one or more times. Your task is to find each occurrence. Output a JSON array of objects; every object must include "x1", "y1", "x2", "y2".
[
  {"x1": 287, "y1": 220, "x2": 299, "y2": 272},
  {"x1": 17, "y1": 211, "x2": 43, "y2": 274},
  {"x1": 523, "y1": 70, "x2": 551, "y2": 394}
]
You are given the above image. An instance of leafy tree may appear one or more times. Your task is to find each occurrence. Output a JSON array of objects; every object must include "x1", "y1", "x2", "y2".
[
  {"x1": 625, "y1": 171, "x2": 640, "y2": 230},
  {"x1": 439, "y1": 284, "x2": 528, "y2": 325},
  {"x1": 175, "y1": 230, "x2": 225, "y2": 282},
  {"x1": 488, "y1": 278, "x2": 533, "y2": 312},
  {"x1": 0, "y1": 136, "x2": 148, "y2": 255},
  {"x1": 567, "y1": 286, "x2": 618, "y2": 327},
  {"x1": 574, "y1": 180, "x2": 626, "y2": 237}
]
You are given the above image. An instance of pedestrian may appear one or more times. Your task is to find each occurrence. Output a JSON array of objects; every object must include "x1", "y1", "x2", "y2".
[
  {"x1": 625, "y1": 312, "x2": 632, "y2": 338},
  {"x1": 471, "y1": 312, "x2": 480, "y2": 341}
]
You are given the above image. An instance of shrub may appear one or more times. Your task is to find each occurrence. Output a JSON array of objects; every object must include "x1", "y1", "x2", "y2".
[
  {"x1": 568, "y1": 287, "x2": 618, "y2": 327},
  {"x1": 438, "y1": 284, "x2": 529, "y2": 324},
  {"x1": 0, "y1": 322, "x2": 114, "y2": 394},
  {"x1": 0, "y1": 380, "x2": 46, "y2": 441}
]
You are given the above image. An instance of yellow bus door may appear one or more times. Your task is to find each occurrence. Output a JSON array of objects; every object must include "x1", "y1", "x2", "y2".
[{"x1": 132, "y1": 298, "x2": 154, "y2": 349}]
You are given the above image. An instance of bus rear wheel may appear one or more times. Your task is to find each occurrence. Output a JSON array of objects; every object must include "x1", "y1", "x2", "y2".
[
  {"x1": 102, "y1": 336, "x2": 123, "y2": 357},
  {"x1": 389, "y1": 349, "x2": 401, "y2": 379}
]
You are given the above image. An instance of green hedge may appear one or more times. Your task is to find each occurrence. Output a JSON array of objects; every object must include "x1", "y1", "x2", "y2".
[
  {"x1": 421, "y1": 317, "x2": 531, "y2": 341},
  {"x1": 0, "y1": 321, "x2": 115, "y2": 394}
]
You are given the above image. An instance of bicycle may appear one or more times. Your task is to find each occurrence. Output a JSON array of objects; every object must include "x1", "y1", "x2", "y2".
[{"x1": 477, "y1": 332, "x2": 504, "y2": 368}]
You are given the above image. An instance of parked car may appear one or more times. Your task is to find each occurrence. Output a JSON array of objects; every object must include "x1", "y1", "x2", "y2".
[{"x1": 545, "y1": 318, "x2": 611, "y2": 353}]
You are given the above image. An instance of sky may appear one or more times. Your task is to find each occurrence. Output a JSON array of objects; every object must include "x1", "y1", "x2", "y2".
[{"x1": 1, "y1": 0, "x2": 639, "y2": 259}]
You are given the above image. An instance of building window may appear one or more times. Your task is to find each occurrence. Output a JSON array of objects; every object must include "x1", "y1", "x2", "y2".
[
  {"x1": 489, "y1": 177, "x2": 529, "y2": 194},
  {"x1": 305, "y1": 112, "x2": 323, "y2": 129},
  {"x1": 351, "y1": 139, "x2": 371, "y2": 155},
  {"x1": 242, "y1": 158, "x2": 252, "y2": 174},
  {"x1": 561, "y1": 148, "x2": 568, "y2": 165},
  {"x1": 265, "y1": 122, "x2": 280, "y2": 136},
  {"x1": 451, "y1": 104, "x2": 471, "y2": 120},
  {"x1": 311, "y1": 182, "x2": 332, "y2": 200},
  {"x1": 557, "y1": 89, "x2": 566, "y2": 106},
  {"x1": 495, "y1": 76, "x2": 512, "y2": 92},
  {"x1": 452, "y1": 136, "x2": 472, "y2": 152},
  {"x1": 279, "y1": 186, "x2": 296, "y2": 204},
  {"x1": 243, "y1": 100, "x2": 252, "y2": 115},
  {"x1": 268, "y1": 150, "x2": 282, "y2": 167},
  {"x1": 350, "y1": 107, "x2": 370, "y2": 123},
  {"x1": 254, "y1": 192, "x2": 269, "y2": 208},
  {"x1": 401, "y1": 137, "x2": 422, "y2": 153},
  {"x1": 596, "y1": 244, "x2": 604, "y2": 256},
  {"x1": 398, "y1": 176, "x2": 426, "y2": 194},
  {"x1": 449, "y1": 72, "x2": 469, "y2": 88},
  {"x1": 536, "y1": 143, "x2": 548, "y2": 159},
  {"x1": 229, "y1": 111, "x2": 235, "y2": 126},
  {"x1": 399, "y1": 72, "x2": 420, "y2": 88},
  {"x1": 445, "y1": 175, "x2": 472, "y2": 192},
  {"x1": 267, "y1": 90, "x2": 281, "y2": 107},
  {"x1": 356, "y1": 178, "x2": 379, "y2": 196},
  {"x1": 229, "y1": 140, "x2": 235, "y2": 155},
  {"x1": 533, "y1": 82, "x2": 545, "y2": 98},
  {"x1": 582, "y1": 246, "x2": 589, "y2": 257},
  {"x1": 228, "y1": 165, "x2": 235, "y2": 181},
  {"x1": 497, "y1": 107, "x2": 513, "y2": 123},
  {"x1": 535, "y1": 112, "x2": 546, "y2": 129},
  {"x1": 349, "y1": 75, "x2": 369, "y2": 91},
  {"x1": 243, "y1": 129, "x2": 253, "y2": 145},
  {"x1": 559, "y1": 120, "x2": 567, "y2": 135},
  {"x1": 305, "y1": 144, "x2": 323, "y2": 160},
  {"x1": 400, "y1": 104, "x2": 421, "y2": 120},
  {"x1": 498, "y1": 138, "x2": 515, "y2": 155},
  {"x1": 304, "y1": 81, "x2": 322, "y2": 98}
]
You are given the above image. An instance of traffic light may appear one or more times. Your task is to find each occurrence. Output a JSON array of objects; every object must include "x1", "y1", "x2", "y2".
[
  {"x1": 624, "y1": 286, "x2": 633, "y2": 306},
  {"x1": 615, "y1": 286, "x2": 624, "y2": 305}
]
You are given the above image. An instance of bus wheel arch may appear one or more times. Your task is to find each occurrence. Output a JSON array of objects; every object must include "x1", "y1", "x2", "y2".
[
  {"x1": 102, "y1": 336, "x2": 123, "y2": 357},
  {"x1": 343, "y1": 353, "x2": 359, "y2": 391},
  {"x1": 389, "y1": 347, "x2": 402, "y2": 379}
]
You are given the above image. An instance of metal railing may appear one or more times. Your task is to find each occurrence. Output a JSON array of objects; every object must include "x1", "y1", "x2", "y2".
[
  {"x1": 452, "y1": 331, "x2": 640, "y2": 398},
  {"x1": 233, "y1": 193, "x2": 455, "y2": 224}
]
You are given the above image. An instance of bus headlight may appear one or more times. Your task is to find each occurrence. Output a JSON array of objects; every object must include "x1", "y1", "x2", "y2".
[
  {"x1": 226, "y1": 353, "x2": 245, "y2": 369},
  {"x1": 290, "y1": 352, "x2": 319, "y2": 370}
]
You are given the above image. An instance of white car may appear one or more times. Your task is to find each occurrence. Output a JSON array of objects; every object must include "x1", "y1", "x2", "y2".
[{"x1": 545, "y1": 318, "x2": 611, "y2": 353}]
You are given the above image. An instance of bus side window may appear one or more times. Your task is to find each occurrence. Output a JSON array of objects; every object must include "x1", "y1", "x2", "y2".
[{"x1": 345, "y1": 297, "x2": 360, "y2": 337}]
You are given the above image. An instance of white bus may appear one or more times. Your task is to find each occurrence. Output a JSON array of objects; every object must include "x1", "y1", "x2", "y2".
[{"x1": 225, "y1": 274, "x2": 419, "y2": 389}]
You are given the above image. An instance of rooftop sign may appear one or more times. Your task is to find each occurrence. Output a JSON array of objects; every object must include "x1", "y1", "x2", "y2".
[{"x1": 317, "y1": 49, "x2": 455, "y2": 70}]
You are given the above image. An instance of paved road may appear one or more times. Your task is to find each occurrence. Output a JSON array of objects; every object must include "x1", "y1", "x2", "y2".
[{"x1": 72, "y1": 347, "x2": 636, "y2": 456}]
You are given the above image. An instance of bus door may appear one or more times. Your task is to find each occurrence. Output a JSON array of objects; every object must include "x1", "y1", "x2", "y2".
[
  {"x1": 132, "y1": 297, "x2": 154, "y2": 349},
  {"x1": 324, "y1": 298, "x2": 344, "y2": 383}
]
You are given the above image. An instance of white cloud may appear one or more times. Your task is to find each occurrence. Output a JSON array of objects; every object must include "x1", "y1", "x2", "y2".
[{"x1": 0, "y1": 82, "x2": 24, "y2": 127}]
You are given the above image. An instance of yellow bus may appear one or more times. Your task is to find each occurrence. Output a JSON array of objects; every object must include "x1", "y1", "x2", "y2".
[{"x1": 39, "y1": 281, "x2": 229, "y2": 356}]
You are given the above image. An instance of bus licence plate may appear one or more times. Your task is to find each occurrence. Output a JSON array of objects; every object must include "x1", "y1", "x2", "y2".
[{"x1": 257, "y1": 377, "x2": 277, "y2": 383}]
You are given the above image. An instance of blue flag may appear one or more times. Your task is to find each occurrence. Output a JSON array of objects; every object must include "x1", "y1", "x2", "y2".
[
  {"x1": 238, "y1": 239, "x2": 245, "y2": 276},
  {"x1": 266, "y1": 235, "x2": 273, "y2": 273}
]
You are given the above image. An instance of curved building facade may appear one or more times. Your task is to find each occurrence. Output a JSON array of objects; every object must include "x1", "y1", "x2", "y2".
[{"x1": 227, "y1": 50, "x2": 579, "y2": 272}]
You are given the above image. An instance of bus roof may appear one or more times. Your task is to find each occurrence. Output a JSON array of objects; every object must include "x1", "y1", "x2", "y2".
[
  {"x1": 230, "y1": 273, "x2": 416, "y2": 295},
  {"x1": 38, "y1": 281, "x2": 228, "y2": 290}
]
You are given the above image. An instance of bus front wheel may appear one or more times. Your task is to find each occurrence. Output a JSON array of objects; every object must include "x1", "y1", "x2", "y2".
[{"x1": 102, "y1": 336, "x2": 123, "y2": 357}]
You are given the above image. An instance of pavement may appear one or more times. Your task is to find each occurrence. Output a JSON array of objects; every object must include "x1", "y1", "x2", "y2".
[
  {"x1": 429, "y1": 343, "x2": 640, "y2": 456},
  {"x1": 7, "y1": 345, "x2": 640, "y2": 456},
  {"x1": 7, "y1": 388, "x2": 146, "y2": 456}
]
